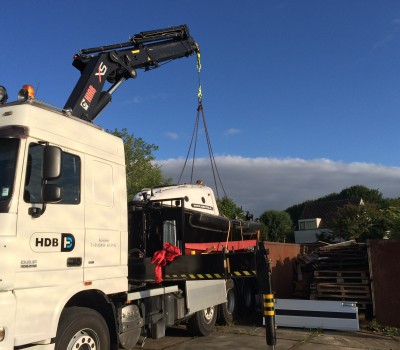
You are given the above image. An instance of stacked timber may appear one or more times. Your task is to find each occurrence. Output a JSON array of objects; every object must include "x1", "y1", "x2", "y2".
[{"x1": 308, "y1": 241, "x2": 372, "y2": 311}]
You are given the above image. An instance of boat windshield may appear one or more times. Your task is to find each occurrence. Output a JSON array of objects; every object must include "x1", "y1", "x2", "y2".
[{"x1": 0, "y1": 138, "x2": 19, "y2": 212}]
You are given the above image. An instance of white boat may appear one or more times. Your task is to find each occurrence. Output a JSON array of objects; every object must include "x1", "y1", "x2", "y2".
[{"x1": 129, "y1": 183, "x2": 261, "y2": 256}]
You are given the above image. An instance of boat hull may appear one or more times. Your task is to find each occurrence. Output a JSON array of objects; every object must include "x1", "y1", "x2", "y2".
[{"x1": 184, "y1": 210, "x2": 261, "y2": 244}]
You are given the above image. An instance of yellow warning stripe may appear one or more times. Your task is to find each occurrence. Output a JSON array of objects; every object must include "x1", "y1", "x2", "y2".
[
  {"x1": 233, "y1": 271, "x2": 257, "y2": 276},
  {"x1": 262, "y1": 292, "x2": 275, "y2": 317},
  {"x1": 164, "y1": 270, "x2": 258, "y2": 280}
]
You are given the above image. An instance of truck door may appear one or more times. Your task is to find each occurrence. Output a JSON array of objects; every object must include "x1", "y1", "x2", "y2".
[
  {"x1": 83, "y1": 155, "x2": 126, "y2": 283},
  {"x1": 16, "y1": 141, "x2": 84, "y2": 289}
]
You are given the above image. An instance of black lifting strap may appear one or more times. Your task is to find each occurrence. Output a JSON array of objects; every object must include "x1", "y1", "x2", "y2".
[{"x1": 177, "y1": 51, "x2": 227, "y2": 200}]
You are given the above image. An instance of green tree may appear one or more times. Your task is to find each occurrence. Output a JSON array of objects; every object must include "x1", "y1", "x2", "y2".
[
  {"x1": 285, "y1": 202, "x2": 310, "y2": 230},
  {"x1": 259, "y1": 210, "x2": 294, "y2": 242},
  {"x1": 331, "y1": 202, "x2": 382, "y2": 241},
  {"x1": 338, "y1": 185, "x2": 384, "y2": 204},
  {"x1": 216, "y1": 196, "x2": 244, "y2": 219},
  {"x1": 285, "y1": 185, "x2": 385, "y2": 230},
  {"x1": 109, "y1": 128, "x2": 171, "y2": 199},
  {"x1": 374, "y1": 206, "x2": 400, "y2": 239},
  {"x1": 216, "y1": 197, "x2": 268, "y2": 239}
]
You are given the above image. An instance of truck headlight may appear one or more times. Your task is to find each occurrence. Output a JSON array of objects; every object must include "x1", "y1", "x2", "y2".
[{"x1": 0, "y1": 327, "x2": 5, "y2": 342}]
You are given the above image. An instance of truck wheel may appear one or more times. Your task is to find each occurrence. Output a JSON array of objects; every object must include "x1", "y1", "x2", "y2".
[
  {"x1": 242, "y1": 283, "x2": 255, "y2": 314},
  {"x1": 187, "y1": 306, "x2": 217, "y2": 336},
  {"x1": 56, "y1": 307, "x2": 110, "y2": 350},
  {"x1": 218, "y1": 286, "x2": 238, "y2": 325}
]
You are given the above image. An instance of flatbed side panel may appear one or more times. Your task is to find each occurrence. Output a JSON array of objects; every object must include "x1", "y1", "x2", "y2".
[
  {"x1": 164, "y1": 254, "x2": 226, "y2": 279},
  {"x1": 127, "y1": 286, "x2": 179, "y2": 301},
  {"x1": 129, "y1": 251, "x2": 259, "y2": 282},
  {"x1": 225, "y1": 251, "x2": 257, "y2": 277},
  {"x1": 129, "y1": 254, "x2": 226, "y2": 282},
  {"x1": 185, "y1": 280, "x2": 226, "y2": 315}
]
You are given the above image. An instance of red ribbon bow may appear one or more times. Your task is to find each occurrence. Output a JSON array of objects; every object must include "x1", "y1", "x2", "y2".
[{"x1": 151, "y1": 242, "x2": 181, "y2": 283}]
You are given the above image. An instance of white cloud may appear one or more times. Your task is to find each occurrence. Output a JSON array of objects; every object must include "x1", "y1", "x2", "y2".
[
  {"x1": 122, "y1": 96, "x2": 143, "y2": 104},
  {"x1": 224, "y1": 128, "x2": 241, "y2": 136},
  {"x1": 373, "y1": 33, "x2": 395, "y2": 50},
  {"x1": 372, "y1": 18, "x2": 400, "y2": 50},
  {"x1": 157, "y1": 156, "x2": 400, "y2": 218},
  {"x1": 124, "y1": 93, "x2": 168, "y2": 105},
  {"x1": 165, "y1": 131, "x2": 179, "y2": 140}
]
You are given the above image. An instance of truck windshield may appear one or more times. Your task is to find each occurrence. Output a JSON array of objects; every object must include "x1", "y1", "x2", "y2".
[{"x1": 0, "y1": 138, "x2": 19, "y2": 212}]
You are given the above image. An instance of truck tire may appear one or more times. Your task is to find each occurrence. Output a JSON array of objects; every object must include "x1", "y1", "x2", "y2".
[
  {"x1": 242, "y1": 283, "x2": 255, "y2": 312},
  {"x1": 217, "y1": 286, "x2": 238, "y2": 325},
  {"x1": 56, "y1": 307, "x2": 110, "y2": 350},
  {"x1": 187, "y1": 306, "x2": 217, "y2": 336}
]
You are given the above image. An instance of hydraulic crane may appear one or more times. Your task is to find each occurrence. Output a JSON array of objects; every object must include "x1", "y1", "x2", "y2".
[
  {"x1": 0, "y1": 24, "x2": 276, "y2": 349},
  {"x1": 64, "y1": 25, "x2": 199, "y2": 121}
]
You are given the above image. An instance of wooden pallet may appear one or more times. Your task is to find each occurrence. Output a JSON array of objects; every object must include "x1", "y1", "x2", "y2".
[
  {"x1": 313, "y1": 283, "x2": 370, "y2": 293},
  {"x1": 305, "y1": 243, "x2": 372, "y2": 313},
  {"x1": 313, "y1": 270, "x2": 370, "y2": 284},
  {"x1": 313, "y1": 276, "x2": 370, "y2": 284},
  {"x1": 312, "y1": 290, "x2": 371, "y2": 301},
  {"x1": 310, "y1": 293, "x2": 372, "y2": 301},
  {"x1": 314, "y1": 270, "x2": 369, "y2": 278}
]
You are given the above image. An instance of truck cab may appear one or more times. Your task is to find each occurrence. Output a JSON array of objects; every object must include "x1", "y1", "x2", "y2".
[{"x1": 0, "y1": 96, "x2": 129, "y2": 348}]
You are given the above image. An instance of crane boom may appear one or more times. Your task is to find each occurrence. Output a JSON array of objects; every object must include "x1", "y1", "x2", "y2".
[{"x1": 64, "y1": 24, "x2": 199, "y2": 121}]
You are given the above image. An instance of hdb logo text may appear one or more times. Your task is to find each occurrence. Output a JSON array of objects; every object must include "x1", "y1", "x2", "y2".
[{"x1": 35, "y1": 234, "x2": 75, "y2": 252}]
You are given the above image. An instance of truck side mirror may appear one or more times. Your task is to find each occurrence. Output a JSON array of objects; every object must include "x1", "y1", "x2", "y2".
[
  {"x1": 29, "y1": 145, "x2": 63, "y2": 218},
  {"x1": 42, "y1": 145, "x2": 62, "y2": 204},
  {"x1": 43, "y1": 184, "x2": 62, "y2": 203},
  {"x1": 43, "y1": 145, "x2": 62, "y2": 180}
]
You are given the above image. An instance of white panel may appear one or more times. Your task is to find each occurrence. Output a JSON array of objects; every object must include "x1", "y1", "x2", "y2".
[
  {"x1": 92, "y1": 160, "x2": 114, "y2": 207},
  {"x1": 185, "y1": 280, "x2": 226, "y2": 314},
  {"x1": 0, "y1": 291, "x2": 16, "y2": 349},
  {"x1": 274, "y1": 298, "x2": 359, "y2": 331},
  {"x1": 84, "y1": 229, "x2": 121, "y2": 268},
  {"x1": 128, "y1": 286, "x2": 179, "y2": 301},
  {"x1": 0, "y1": 213, "x2": 16, "y2": 236}
]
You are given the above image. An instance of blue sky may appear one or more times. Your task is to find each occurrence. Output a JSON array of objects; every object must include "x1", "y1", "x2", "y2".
[{"x1": 2, "y1": 1, "x2": 400, "y2": 215}]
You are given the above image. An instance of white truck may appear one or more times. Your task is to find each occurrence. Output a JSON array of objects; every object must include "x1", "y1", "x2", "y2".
[{"x1": 0, "y1": 25, "x2": 275, "y2": 350}]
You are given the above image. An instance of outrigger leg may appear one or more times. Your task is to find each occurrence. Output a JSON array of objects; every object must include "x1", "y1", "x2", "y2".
[{"x1": 256, "y1": 242, "x2": 276, "y2": 349}]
